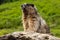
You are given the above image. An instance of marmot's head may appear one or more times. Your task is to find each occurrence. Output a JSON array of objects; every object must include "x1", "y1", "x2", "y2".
[{"x1": 21, "y1": 3, "x2": 37, "y2": 15}]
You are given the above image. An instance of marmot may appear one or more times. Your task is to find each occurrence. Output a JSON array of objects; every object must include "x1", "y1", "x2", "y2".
[{"x1": 21, "y1": 3, "x2": 50, "y2": 34}]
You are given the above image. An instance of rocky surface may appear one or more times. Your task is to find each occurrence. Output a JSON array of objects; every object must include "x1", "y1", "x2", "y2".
[{"x1": 0, "y1": 32, "x2": 60, "y2": 40}]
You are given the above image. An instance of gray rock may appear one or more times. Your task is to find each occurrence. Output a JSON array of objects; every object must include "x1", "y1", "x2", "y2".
[{"x1": 0, "y1": 32, "x2": 60, "y2": 40}]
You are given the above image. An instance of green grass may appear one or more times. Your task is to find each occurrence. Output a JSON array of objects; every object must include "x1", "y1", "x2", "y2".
[
  {"x1": 0, "y1": 0, "x2": 60, "y2": 37},
  {"x1": 0, "y1": 26, "x2": 23, "y2": 36},
  {"x1": 51, "y1": 29, "x2": 60, "y2": 37}
]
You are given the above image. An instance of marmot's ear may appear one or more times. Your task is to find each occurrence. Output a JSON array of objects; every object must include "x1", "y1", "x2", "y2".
[
  {"x1": 31, "y1": 4, "x2": 34, "y2": 7},
  {"x1": 21, "y1": 5, "x2": 23, "y2": 7},
  {"x1": 26, "y1": 4, "x2": 34, "y2": 7}
]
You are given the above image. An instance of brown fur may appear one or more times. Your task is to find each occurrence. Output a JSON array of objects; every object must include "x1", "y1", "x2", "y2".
[{"x1": 21, "y1": 4, "x2": 50, "y2": 34}]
